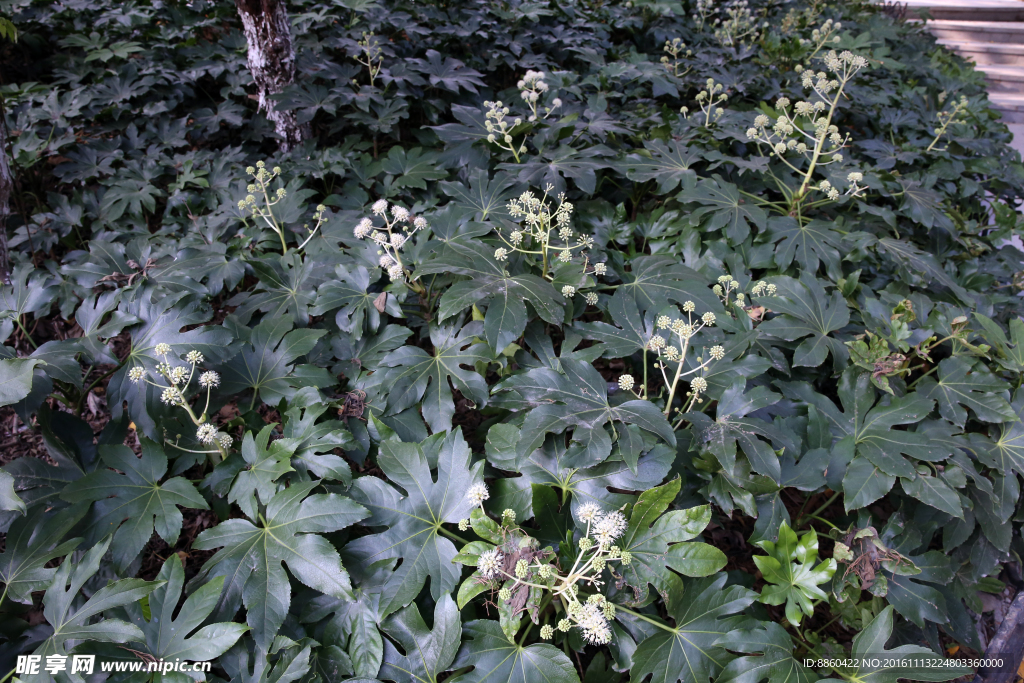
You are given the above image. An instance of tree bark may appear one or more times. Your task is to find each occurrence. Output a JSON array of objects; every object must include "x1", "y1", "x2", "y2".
[
  {"x1": 234, "y1": 0, "x2": 309, "y2": 151},
  {"x1": 0, "y1": 96, "x2": 13, "y2": 284}
]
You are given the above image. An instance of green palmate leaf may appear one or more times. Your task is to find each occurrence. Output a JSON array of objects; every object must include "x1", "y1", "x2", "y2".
[
  {"x1": 452, "y1": 620, "x2": 580, "y2": 683},
  {"x1": 969, "y1": 384, "x2": 1024, "y2": 464},
  {"x1": 344, "y1": 429, "x2": 484, "y2": 617},
  {"x1": 106, "y1": 292, "x2": 234, "y2": 439},
  {"x1": 688, "y1": 380, "x2": 790, "y2": 483},
  {"x1": 493, "y1": 359, "x2": 675, "y2": 467},
  {"x1": 766, "y1": 217, "x2": 843, "y2": 279},
  {"x1": 381, "y1": 146, "x2": 448, "y2": 189},
  {"x1": 192, "y1": 480, "x2": 367, "y2": 649},
  {"x1": 416, "y1": 240, "x2": 563, "y2": 352},
  {"x1": 220, "y1": 315, "x2": 336, "y2": 408},
  {"x1": 618, "y1": 255, "x2": 721, "y2": 315},
  {"x1": 379, "y1": 594, "x2": 461, "y2": 683},
  {"x1": 974, "y1": 313, "x2": 1024, "y2": 372},
  {"x1": 574, "y1": 288, "x2": 654, "y2": 359},
  {"x1": 873, "y1": 238, "x2": 970, "y2": 304},
  {"x1": 881, "y1": 550, "x2": 953, "y2": 627},
  {"x1": 629, "y1": 574, "x2": 757, "y2": 683},
  {"x1": 0, "y1": 470, "x2": 25, "y2": 514},
  {"x1": 0, "y1": 504, "x2": 85, "y2": 604},
  {"x1": 23, "y1": 535, "x2": 162, "y2": 683},
  {"x1": 622, "y1": 139, "x2": 701, "y2": 193},
  {"x1": 302, "y1": 582, "x2": 385, "y2": 679},
  {"x1": 0, "y1": 358, "x2": 42, "y2": 407},
  {"x1": 60, "y1": 438, "x2": 208, "y2": 573},
  {"x1": 227, "y1": 424, "x2": 296, "y2": 519},
  {"x1": 616, "y1": 478, "x2": 727, "y2": 605},
  {"x1": 380, "y1": 321, "x2": 492, "y2": 434},
  {"x1": 311, "y1": 264, "x2": 400, "y2": 339},
  {"x1": 277, "y1": 387, "x2": 356, "y2": 483},
  {"x1": 715, "y1": 622, "x2": 815, "y2": 683},
  {"x1": 486, "y1": 433, "x2": 673, "y2": 522},
  {"x1": 757, "y1": 272, "x2": 850, "y2": 369},
  {"x1": 916, "y1": 357, "x2": 1015, "y2": 428},
  {"x1": 677, "y1": 176, "x2": 767, "y2": 243},
  {"x1": 501, "y1": 144, "x2": 613, "y2": 195},
  {"x1": 110, "y1": 554, "x2": 247, "y2": 667},
  {"x1": 753, "y1": 521, "x2": 836, "y2": 626},
  {"x1": 896, "y1": 179, "x2": 954, "y2": 234},
  {"x1": 228, "y1": 253, "x2": 323, "y2": 326},
  {"x1": 439, "y1": 167, "x2": 519, "y2": 221},
  {"x1": 829, "y1": 606, "x2": 969, "y2": 683},
  {"x1": 780, "y1": 370, "x2": 948, "y2": 511}
]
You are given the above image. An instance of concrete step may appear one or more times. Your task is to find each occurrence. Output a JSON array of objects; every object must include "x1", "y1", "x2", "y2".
[
  {"x1": 903, "y1": 0, "x2": 1024, "y2": 22},
  {"x1": 989, "y1": 93, "x2": 1024, "y2": 122},
  {"x1": 925, "y1": 20, "x2": 1024, "y2": 43},
  {"x1": 976, "y1": 64, "x2": 1024, "y2": 91},
  {"x1": 937, "y1": 39, "x2": 1024, "y2": 65}
]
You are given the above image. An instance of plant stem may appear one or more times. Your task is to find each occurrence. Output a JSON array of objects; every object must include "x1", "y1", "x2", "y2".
[
  {"x1": 800, "y1": 490, "x2": 840, "y2": 526},
  {"x1": 437, "y1": 525, "x2": 471, "y2": 545},
  {"x1": 614, "y1": 604, "x2": 676, "y2": 633},
  {"x1": 16, "y1": 316, "x2": 37, "y2": 349}
]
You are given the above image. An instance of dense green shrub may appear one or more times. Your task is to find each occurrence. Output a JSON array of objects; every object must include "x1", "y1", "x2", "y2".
[{"x1": 1, "y1": 0, "x2": 1023, "y2": 680}]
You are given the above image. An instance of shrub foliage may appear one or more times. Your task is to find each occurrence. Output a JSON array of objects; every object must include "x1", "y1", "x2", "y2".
[{"x1": 0, "y1": 0, "x2": 1023, "y2": 680}]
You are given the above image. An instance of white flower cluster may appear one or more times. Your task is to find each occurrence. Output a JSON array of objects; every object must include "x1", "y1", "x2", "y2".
[
  {"x1": 484, "y1": 100, "x2": 528, "y2": 162},
  {"x1": 927, "y1": 93, "x2": 971, "y2": 153},
  {"x1": 496, "y1": 188, "x2": 597, "y2": 299},
  {"x1": 648, "y1": 300, "x2": 721, "y2": 412},
  {"x1": 517, "y1": 70, "x2": 561, "y2": 122},
  {"x1": 746, "y1": 50, "x2": 869, "y2": 203},
  {"x1": 694, "y1": 0, "x2": 715, "y2": 31},
  {"x1": 352, "y1": 200, "x2": 427, "y2": 281},
  {"x1": 800, "y1": 18, "x2": 842, "y2": 59},
  {"x1": 713, "y1": 0, "x2": 767, "y2": 48},
  {"x1": 237, "y1": 161, "x2": 326, "y2": 253},
  {"x1": 356, "y1": 32, "x2": 383, "y2": 87},
  {"x1": 468, "y1": 495, "x2": 630, "y2": 649},
  {"x1": 661, "y1": 38, "x2": 693, "y2": 78},
  {"x1": 685, "y1": 77, "x2": 728, "y2": 126},
  {"x1": 130, "y1": 343, "x2": 229, "y2": 455}
]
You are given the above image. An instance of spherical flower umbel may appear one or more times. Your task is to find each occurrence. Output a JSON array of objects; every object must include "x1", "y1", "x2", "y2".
[
  {"x1": 467, "y1": 483, "x2": 490, "y2": 506},
  {"x1": 682, "y1": 300, "x2": 696, "y2": 312},
  {"x1": 648, "y1": 335, "x2": 666, "y2": 351},
  {"x1": 355, "y1": 217, "x2": 373, "y2": 238},
  {"x1": 160, "y1": 388, "x2": 179, "y2": 405},
  {"x1": 618, "y1": 374, "x2": 635, "y2": 391},
  {"x1": 540, "y1": 625, "x2": 554, "y2": 639},
  {"x1": 154, "y1": 343, "x2": 171, "y2": 356},
  {"x1": 199, "y1": 371, "x2": 221, "y2": 388},
  {"x1": 186, "y1": 351, "x2": 204, "y2": 365},
  {"x1": 561, "y1": 285, "x2": 576, "y2": 298},
  {"x1": 593, "y1": 511, "x2": 627, "y2": 546},
  {"x1": 709, "y1": 345, "x2": 726, "y2": 361},
  {"x1": 702, "y1": 312, "x2": 716, "y2": 326},
  {"x1": 478, "y1": 549, "x2": 503, "y2": 578},
  {"x1": 128, "y1": 367, "x2": 146, "y2": 383},
  {"x1": 197, "y1": 423, "x2": 217, "y2": 444},
  {"x1": 578, "y1": 502, "x2": 602, "y2": 522},
  {"x1": 218, "y1": 433, "x2": 233, "y2": 449},
  {"x1": 495, "y1": 248, "x2": 509, "y2": 261},
  {"x1": 691, "y1": 376, "x2": 708, "y2": 393},
  {"x1": 169, "y1": 366, "x2": 188, "y2": 385},
  {"x1": 391, "y1": 205, "x2": 410, "y2": 222},
  {"x1": 372, "y1": 199, "x2": 388, "y2": 215},
  {"x1": 593, "y1": 263, "x2": 607, "y2": 276},
  {"x1": 584, "y1": 292, "x2": 598, "y2": 306}
]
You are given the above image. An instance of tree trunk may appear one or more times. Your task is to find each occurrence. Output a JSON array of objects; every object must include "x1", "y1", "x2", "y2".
[
  {"x1": 234, "y1": 0, "x2": 309, "y2": 151},
  {"x1": 0, "y1": 96, "x2": 13, "y2": 284}
]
